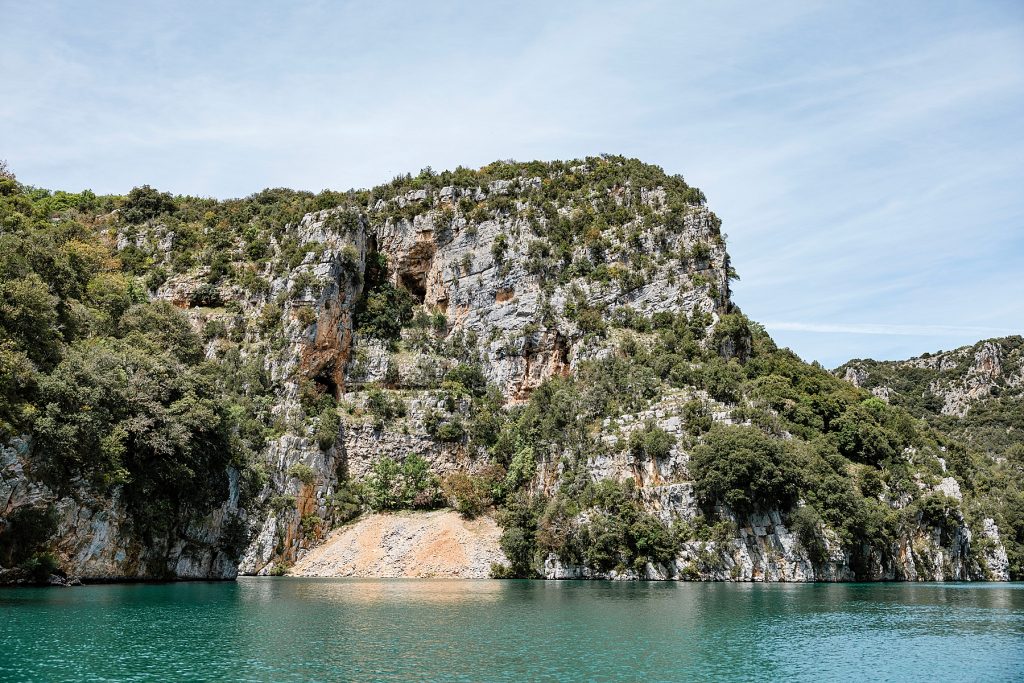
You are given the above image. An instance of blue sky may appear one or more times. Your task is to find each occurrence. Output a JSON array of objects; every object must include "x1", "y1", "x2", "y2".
[{"x1": 2, "y1": 0, "x2": 1022, "y2": 367}]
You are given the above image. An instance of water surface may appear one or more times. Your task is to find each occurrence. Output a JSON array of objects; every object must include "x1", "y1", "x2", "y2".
[{"x1": 1, "y1": 580, "x2": 1022, "y2": 681}]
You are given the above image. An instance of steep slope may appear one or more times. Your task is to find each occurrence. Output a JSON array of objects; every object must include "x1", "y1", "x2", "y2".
[
  {"x1": 839, "y1": 337, "x2": 1024, "y2": 448},
  {"x1": 838, "y1": 337, "x2": 1024, "y2": 577},
  {"x1": 0, "y1": 157, "x2": 1015, "y2": 584},
  {"x1": 290, "y1": 509, "x2": 504, "y2": 578}
]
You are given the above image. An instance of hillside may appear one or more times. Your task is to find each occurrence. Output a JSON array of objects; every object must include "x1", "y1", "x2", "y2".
[
  {"x1": 839, "y1": 337, "x2": 1024, "y2": 450},
  {"x1": 838, "y1": 338, "x2": 1024, "y2": 576},
  {"x1": 0, "y1": 157, "x2": 1018, "y2": 583}
]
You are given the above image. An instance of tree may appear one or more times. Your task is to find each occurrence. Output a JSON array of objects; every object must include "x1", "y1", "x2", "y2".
[
  {"x1": 121, "y1": 185, "x2": 176, "y2": 224},
  {"x1": 0, "y1": 273, "x2": 60, "y2": 368},
  {"x1": 629, "y1": 420, "x2": 675, "y2": 459},
  {"x1": 690, "y1": 424, "x2": 802, "y2": 514}
]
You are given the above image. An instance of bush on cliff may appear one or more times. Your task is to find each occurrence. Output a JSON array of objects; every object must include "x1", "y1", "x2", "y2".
[
  {"x1": 690, "y1": 424, "x2": 802, "y2": 514},
  {"x1": 365, "y1": 454, "x2": 441, "y2": 511}
]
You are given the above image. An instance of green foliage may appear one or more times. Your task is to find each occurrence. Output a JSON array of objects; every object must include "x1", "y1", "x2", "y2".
[
  {"x1": 690, "y1": 425, "x2": 802, "y2": 514},
  {"x1": 32, "y1": 332, "x2": 233, "y2": 532},
  {"x1": 327, "y1": 480, "x2": 363, "y2": 525},
  {"x1": 0, "y1": 505, "x2": 58, "y2": 570},
  {"x1": 435, "y1": 417, "x2": 466, "y2": 442},
  {"x1": 365, "y1": 386, "x2": 406, "y2": 427},
  {"x1": 789, "y1": 505, "x2": 827, "y2": 565},
  {"x1": 442, "y1": 467, "x2": 503, "y2": 518},
  {"x1": 712, "y1": 312, "x2": 751, "y2": 360},
  {"x1": 121, "y1": 185, "x2": 176, "y2": 224},
  {"x1": 424, "y1": 409, "x2": 465, "y2": 442},
  {"x1": 445, "y1": 364, "x2": 487, "y2": 397},
  {"x1": 188, "y1": 283, "x2": 222, "y2": 308},
  {"x1": 552, "y1": 479, "x2": 677, "y2": 573},
  {"x1": 269, "y1": 495, "x2": 296, "y2": 513},
  {"x1": 502, "y1": 447, "x2": 537, "y2": 494},
  {"x1": 314, "y1": 405, "x2": 340, "y2": 450},
  {"x1": 355, "y1": 283, "x2": 414, "y2": 341},
  {"x1": 354, "y1": 254, "x2": 415, "y2": 340},
  {"x1": 20, "y1": 551, "x2": 61, "y2": 581},
  {"x1": 365, "y1": 454, "x2": 441, "y2": 511},
  {"x1": 495, "y1": 493, "x2": 543, "y2": 577},
  {"x1": 491, "y1": 232, "x2": 509, "y2": 264},
  {"x1": 287, "y1": 463, "x2": 316, "y2": 486},
  {"x1": 300, "y1": 514, "x2": 323, "y2": 539},
  {"x1": 628, "y1": 420, "x2": 675, "y2": 459},
  {"x1": 682, "y1": 399, "x2": 712, "y2": 435}
]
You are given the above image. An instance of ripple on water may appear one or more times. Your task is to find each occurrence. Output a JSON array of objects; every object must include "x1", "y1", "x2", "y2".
[{"x1": 1, "y1": 581, "x2": 1022, "y2": 682}]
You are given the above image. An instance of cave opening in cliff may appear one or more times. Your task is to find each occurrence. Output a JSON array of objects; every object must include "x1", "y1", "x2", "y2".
[
  {"x1": 400, "y1": 271, "x2": 426, "y2": 304},
  {"x1": 395, "y1": 241, "x2": 436, "y2": 305},
  {"x1": 312, "y1": 364, "x2": 339, "y2": 399}
]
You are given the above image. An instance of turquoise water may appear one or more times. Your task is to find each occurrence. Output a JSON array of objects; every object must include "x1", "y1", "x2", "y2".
[{"x1": 1, "y1": 580, "x2": 1022, "y2": 682}]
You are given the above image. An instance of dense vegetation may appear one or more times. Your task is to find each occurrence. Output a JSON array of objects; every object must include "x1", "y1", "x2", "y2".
[
  {"x1": 836, "y1": 338, "x2": 1024, "y2": 578},
  {"x1": 482, "y1": 317, "x2": 1021, "y2": 579},
  {"x1": 0, "y1": 163, "x2": 272, "y2": 574},
  {"x1": 1, "y1": 154, "x2": 1018, "y2": 582}
]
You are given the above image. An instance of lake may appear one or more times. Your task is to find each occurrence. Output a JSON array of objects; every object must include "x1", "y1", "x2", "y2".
[{"x1": 1, "y1": 580, "x2": 1022, "y2": 681}]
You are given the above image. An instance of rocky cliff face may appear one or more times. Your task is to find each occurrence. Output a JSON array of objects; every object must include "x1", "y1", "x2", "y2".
[
  {"x1": 1, "y1": 438, "x2": 242, "y2": 583},
  {"x1": 229, "y1": 164, "x2": 732, "y2": 576},
  {"x1": 840, "y1": 337, "x2": 1024, "y2": 418},
  {"x1": 2, "y1": 157, "x2": 1012, "y2": 583}
]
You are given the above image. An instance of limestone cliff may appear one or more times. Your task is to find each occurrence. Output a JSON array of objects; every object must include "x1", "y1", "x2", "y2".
[
  {"x1": 1, "y1": 157, "x2": 1013, "y2": 583},
  {"x1": 839, "y1": 337, "x2": 1024, "y2": 419}
]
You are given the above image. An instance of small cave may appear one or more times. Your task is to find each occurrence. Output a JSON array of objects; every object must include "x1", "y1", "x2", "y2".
[
  {"x1": 400, "y1": 271, "x2": 427, "y2": 304},
  {"x1": 312, "y1": 364, "x2": 339, "y2": 400},
  {"x1": 553, "y1": 332, "x2": 570, "y2": 375},
  {"x1": 396, "y1": 241, "x2": 436, "y2": 305}
]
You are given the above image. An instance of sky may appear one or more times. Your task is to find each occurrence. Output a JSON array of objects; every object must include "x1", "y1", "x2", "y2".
[{"x1": 2, "y1": 0, "x2": 1022, "y2": 367}]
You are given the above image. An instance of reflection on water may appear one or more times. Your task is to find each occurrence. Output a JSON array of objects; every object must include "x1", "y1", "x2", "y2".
[
  {"x1": 2, "y1": 580, "x2": 1022, "y2": 682},
  {"x1": 242, "y1": 576, "x2": 509, "y2": 606}
]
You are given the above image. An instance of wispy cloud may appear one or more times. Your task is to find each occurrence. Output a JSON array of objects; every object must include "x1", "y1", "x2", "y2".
[
  {"x1": 1, "y1": 0, "x2": 1021, "y2": 367},
  {"x1": 764, "y1": 322, "x2": 1020, "y2": 338}
]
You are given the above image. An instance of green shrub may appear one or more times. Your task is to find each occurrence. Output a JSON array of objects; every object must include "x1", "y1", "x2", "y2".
[
  {"x1": 568, "y1": 480, "x2": 677, "y2": 572},
  {"x1": 315, "y1": 406, "x2": 340, "y2": 450},
  {"x1": 269, "y1": 563, "x2": 291, "y2": 576},
  {"x1": 287, "y1": 463, "x2": 316, "y2": 486},
  {"x1": 496, "y1": 493, "x2": 542, "y2": 577},
  {"x1": 121, "y1": 185, "x2": 176, "y2": 224},
  {"x1": 21, "y1": 552, "x2": 60, "y2": 581},
  {"x1": 491, "y1": 233, "x2": 509, "y2": 263},
  {"x1": 425, "y1": 409, "x2": 465, "y2": 442},
  {"x1": 789, "y1": 505, "x2": 827, "y2": 565},
  {"x1": 442, "y1": 471, "x2": 494, "y2": 517},
  {"x1": 269, "y1": 495, "x2": 297, "y2": 512},
  {"x1": 435, "y1": 418, "x2": 466, "y2": 443},
  {"x1": 188, "y1": 283, "x2": 222, "y2": 307},
  {"x1": 354, "y1": 254, "x2": 415, "y2": 340},
  {"x1": 294, "y1": 306, "x2": 317, "y2": 328},
  {"x1": 300, "y1": 514, "x2": 323, "y2": 539},
  {"x1": 328, "y1": 481, "x2": 363, "y2": 524},
  {"x1": 832, "y1": 398, "x2": 910, "y2": 465},
  {"x1": 682, "y1": 399, "x2": 712, "y2": 435},
  {"x1": 690, "y1": 425, "x2": 802, "y2": 514},
  {"x1": 365, "y1": 454, "x2": 440, "y2": 511},
  {"x1": 445, "y1": 364, "x2": 487, "y2": 397},
  {"x1": 629, "y1": 420, "x2": 675, "y2": 459},
  {"x1": 366, "y1": 386, "x2": 406, "y2": 426}
]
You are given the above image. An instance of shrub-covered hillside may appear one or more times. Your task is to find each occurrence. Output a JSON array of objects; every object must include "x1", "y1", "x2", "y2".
[
  {"x1": 838, "y1": 338, "x2": 1024, "y2": 579},
  {"x1": 0, "y1": 156, "x2": 1017, "y2": 583}
]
